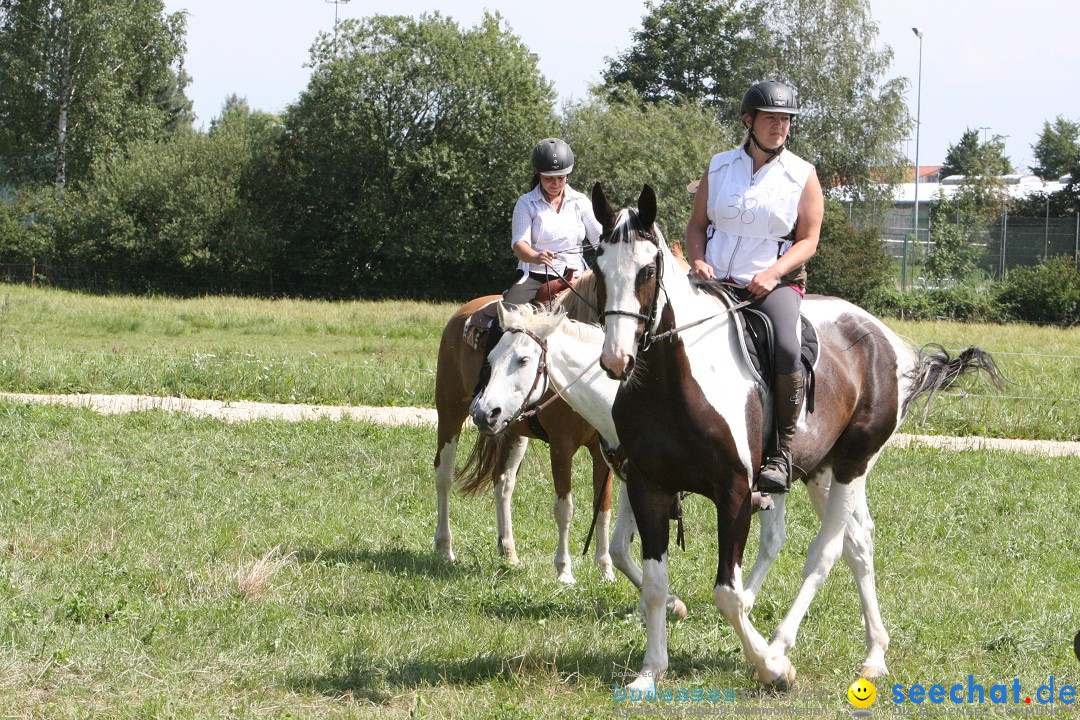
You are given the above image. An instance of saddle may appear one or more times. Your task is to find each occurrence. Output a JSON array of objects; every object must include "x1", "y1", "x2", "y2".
[
  {"x1": 695, "y1": 279, "x2": 820, "y2": 411},
  {"x1": 462, "y1": 274, "x2": 574, "y2": 352}
]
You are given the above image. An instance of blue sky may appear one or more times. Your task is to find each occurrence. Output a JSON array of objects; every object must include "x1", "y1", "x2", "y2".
[{"x1": 163, "y1": 1, "x2": 1080, "y2": 175}]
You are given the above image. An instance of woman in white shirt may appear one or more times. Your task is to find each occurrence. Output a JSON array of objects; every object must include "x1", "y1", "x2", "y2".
[
  {"x1": 503, "y1": 138, "x2": 602, "y2": 306},
  {"x1": 685, "y1": 81, "x2": 825, "y2": 494}
]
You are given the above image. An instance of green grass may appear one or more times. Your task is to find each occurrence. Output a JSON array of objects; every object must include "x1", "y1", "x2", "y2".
[
  {"x1": 0, "y1": 402, "x2": 1077, "y2": 718},
  {"x1": 0, "y1": 283, "x2": 1077, "y2": 440}
]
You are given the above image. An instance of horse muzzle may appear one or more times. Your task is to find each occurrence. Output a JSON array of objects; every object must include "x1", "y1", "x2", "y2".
[
  {"x1": 470, "y1": 399, "x2": 508, "y2": 435},
  {"x1": 599, "y1": 351, "x2": 634, "y2": 382}
]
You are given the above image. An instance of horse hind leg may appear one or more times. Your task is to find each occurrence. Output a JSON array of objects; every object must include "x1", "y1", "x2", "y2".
[
  {"x1": 766, "y1": 468, "x2": 863, "y2": 679},
  {"x1": 434, "y1": 433, "x2": 459, "y2": 562},
  {"x1": 800, "y1": 467, "x2": 889, "y2": 678},
  {"x1": 847, "y1": 482, "x2": 889, "y2": 677},
  {"x1": 586, "y1": 441, "x2": 615, "y2": 582},
  {"x1": 494, "y1": 435, "x2": 529, "y2": 565}
]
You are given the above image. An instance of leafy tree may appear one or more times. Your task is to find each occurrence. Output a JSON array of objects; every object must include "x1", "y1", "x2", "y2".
[
  {"x1": 51, "y1": 103, "x2": 283, "y2": 292},
  {"x1": 0, "y1": 0, "x2": 190, "y2": 189},
  {"x1": 562, "y1": 91, "x2": 739, "y2": 245},
  {"x1": 923, "y1": 222, "x2": 981, "y2": 284},
  {"x1": 600, "y1": 0, "x2": 762, "y2": 115},
  {"x1": 753, "y1": 0, "x2": 910, "y2": 199},
  {"x1": 1030, "y1": 116, "x2": 1080, "y2": 180},
  {"x1": 940, "y1": 128, "x2": 1013, "y2": 179},
  {"x1": 273, "y1": 12, "x2": 556, "y2": 300},
  {"x1": 603, "y1": 0, "x2": 908, "y2": 203}
]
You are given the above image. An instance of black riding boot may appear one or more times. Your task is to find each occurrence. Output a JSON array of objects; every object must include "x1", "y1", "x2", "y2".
[{"x1": 757, "y1": 371, "x2": 805, "y2": 494}]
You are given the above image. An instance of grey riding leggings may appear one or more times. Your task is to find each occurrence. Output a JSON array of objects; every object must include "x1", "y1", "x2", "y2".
[{"x1": 749, "y1": 285, "x2": 803, "y2": 375}]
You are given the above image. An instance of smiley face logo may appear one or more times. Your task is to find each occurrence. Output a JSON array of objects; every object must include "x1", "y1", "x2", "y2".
[{"x1": 848, "y1": 678, "x2": 877, "y2": 708}]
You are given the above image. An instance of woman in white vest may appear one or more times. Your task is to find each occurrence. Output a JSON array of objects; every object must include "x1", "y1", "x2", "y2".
[
  {"x1": 685, "y1": 81, "x2": 825, "y2": 494},
  {"x1": 502, "y1": 138, "x2": 602, "y2": 306}
]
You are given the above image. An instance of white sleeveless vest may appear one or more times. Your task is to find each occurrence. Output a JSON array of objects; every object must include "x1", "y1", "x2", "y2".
[{"x1": 704, "y1": 146, "x2": 814, "y2": 285}]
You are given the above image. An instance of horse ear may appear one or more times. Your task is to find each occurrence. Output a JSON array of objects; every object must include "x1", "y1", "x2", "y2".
[
  {"x1": 592, "y1": 182, "x2": 615, "y2": 231},
  {"x1": 638, "y1": 185, "x2": 657, "y2": 229}
]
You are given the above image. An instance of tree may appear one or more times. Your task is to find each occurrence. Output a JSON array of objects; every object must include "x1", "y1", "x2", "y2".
[
  {"x1": 0, "y1": 0, "x2": 189, "y2": 190},
  {"x1": 600, "y1": 0, "x2": 762, "y2": 115},
  {"x1": 805, "y1": 200, "x2": 893, "y2": 306},
  {"x1": 603, "y1": 0, "x2": 909, "y2": 202},
  {"x1": 753, "y1": 0, "x2": 909, "y2": 198},
  {"x1": 1030, "y1": 116, "x2": 1080, "y2": 180},
  {"x1": 940, "y1": 128, "x2": 1013, "y2": 179},
  {"x1": 51, "y1": 102, "x2": 283, "y2": 292},
  {"x1": 562, "y1": 91, "x2": 739, "y2": 246},
  {"x1": 273, "y1": 12, "x2": 556, "y2": 299}
]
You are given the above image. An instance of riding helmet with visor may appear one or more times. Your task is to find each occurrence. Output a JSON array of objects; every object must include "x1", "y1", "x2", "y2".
[
  {"x1": 741, "y1": 81, "x2": 800, "y2": 157},
  {"x1": 531, "y1": 138, "x2": 575, "y2": 177}
]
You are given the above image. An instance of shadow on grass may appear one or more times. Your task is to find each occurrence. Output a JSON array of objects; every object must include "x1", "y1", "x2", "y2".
[
  {"x1": 294, "y1": 545, "x2": 482, "y2": 578},
  {"x1": 289, "y1": 648, "x2": 740, "y2": 704}
]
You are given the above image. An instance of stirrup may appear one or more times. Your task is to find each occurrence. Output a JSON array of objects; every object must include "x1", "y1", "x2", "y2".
[{"x1": 755, "y1": 456, "x2": 791, "y2": 494}]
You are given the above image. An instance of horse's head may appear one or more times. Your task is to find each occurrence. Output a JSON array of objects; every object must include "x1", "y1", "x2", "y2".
[
  {"x1": 592, "y1": 182, "x2": 665, "y2": 381},
  {"x1": 469, "y1": 304, "x2": 565, "y2": 435}
]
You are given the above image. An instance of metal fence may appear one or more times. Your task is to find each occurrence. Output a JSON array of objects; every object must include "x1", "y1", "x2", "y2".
[{"x1": 866, "y1": 204, "x2": 1080, "y2": 279}]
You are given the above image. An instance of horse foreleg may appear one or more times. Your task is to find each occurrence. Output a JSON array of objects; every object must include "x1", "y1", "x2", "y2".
[
  {"x1": 494, "y1": 435, "x2": 529, "y2": 565},
  {"x1": 744, "y1": 493, "x2": 788, "y2": 608},
  {"x1": 626, "y1": 478, "x2": 676, "y2": 695},
  {"x1": 610, "y1": 482, "x2": 688, "y2": 620},
  {"x1": 712, "y1": 491, "x2": 790, "y2": 691},
  {"x1": 767, "y1": 470, "x2": 861, "y2": 672}
]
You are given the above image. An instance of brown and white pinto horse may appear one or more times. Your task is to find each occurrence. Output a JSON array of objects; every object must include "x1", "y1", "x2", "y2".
[
  {"x1": 434, "y1": 281, "x2": 614, "y2": 584},
  {"x1": 590, "y1": 184, "x2": 1003, "y2": 692}
]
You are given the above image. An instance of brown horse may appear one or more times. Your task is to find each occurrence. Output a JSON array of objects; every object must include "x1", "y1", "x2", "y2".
[
  {"x1": 591, "y1": 184, "x2": 1004, "y2": 693},
  {"x1": 433, "y1": 275, "x2": 614, "y2": 583}
]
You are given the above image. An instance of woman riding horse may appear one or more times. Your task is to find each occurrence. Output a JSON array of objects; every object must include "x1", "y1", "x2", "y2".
[{"x1": 685, "y1": 81, "x2": 824, "y2": 494}]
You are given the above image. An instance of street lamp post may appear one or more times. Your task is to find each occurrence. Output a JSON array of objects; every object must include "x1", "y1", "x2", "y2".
[{"x1": 906, "y1": 26, "x2": 924, "y2": 291}]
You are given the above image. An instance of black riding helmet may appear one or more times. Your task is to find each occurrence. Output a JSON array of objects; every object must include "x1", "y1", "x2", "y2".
[
  {"x1": 531, "y1": 138, "x2": 575, "y2": 176},
  {"x1": 741, "y1": 81, "x2": 800, "y2": 157}
]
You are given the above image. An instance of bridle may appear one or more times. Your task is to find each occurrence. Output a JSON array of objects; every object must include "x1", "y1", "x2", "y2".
[
  {"x1": 598, "y1": 234, "x2": 752, "y2": 355},
  {"x1": 597, "y1": 232, "x2": 665, "y2": 351},
  {"x1": 497, "y1": 326, "x2": 551, "y2": 429}
]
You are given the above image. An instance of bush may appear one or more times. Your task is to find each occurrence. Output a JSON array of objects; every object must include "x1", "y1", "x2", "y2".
[
  {"x1": 0, "y1": 188, "x2": 59, "y2": 271},
  {"x1": 997, "y1": 256, "x2": 1080, "y2": 326},
  {"x1": 869, "y1": 285, "x2": 1006, "y2": 323},
  {"x1": 923, "y1": 222, "x2": 982, "y2": 283},
  {"x1": 805, "y1": 201, "x2": 893, "y2": 306}
]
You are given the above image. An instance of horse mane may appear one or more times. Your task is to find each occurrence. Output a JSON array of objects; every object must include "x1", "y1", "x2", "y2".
[
  {"x1": 551, "y1": 270, "x2": 599, "y2": 325},
  {"x1": 501, "y1": 303, "x2": 604, "y2": 346}
]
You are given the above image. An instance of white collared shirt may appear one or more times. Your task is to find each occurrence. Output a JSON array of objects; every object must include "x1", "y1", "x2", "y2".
[{"x1": 510, "y1": 183, "x2": 602, "y2": 279}]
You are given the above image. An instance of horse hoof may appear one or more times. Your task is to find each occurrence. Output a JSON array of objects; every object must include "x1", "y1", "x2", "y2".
[
  {"x1": 557, "y1": 572, "x2": 576, "y2": 585},
  {"x1": 753, "y1": 659, "x2": 796, "y2": 692},
  {"x1": 668, "y1": 597, "x2": 688, "y2": 620},
  {"x1": 599, "y1": 567, "x2": 617, "y2": 583},
  {"x1": 435, "y1": 543, "x2": 456, "y2": 563},
  {"x1": 860, "y1": 664, "x2": 888, "y2": 679}
]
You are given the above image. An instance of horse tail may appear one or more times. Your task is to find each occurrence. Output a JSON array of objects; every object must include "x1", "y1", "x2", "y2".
[
  {"x1": 902, "y1": 343, "x2": 1006, "y2": 414},
  {"x1": 456, "y1": 432, "x2": 508, "y2": 496}
]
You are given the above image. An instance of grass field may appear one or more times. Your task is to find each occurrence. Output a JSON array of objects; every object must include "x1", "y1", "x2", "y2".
[
  {"x1": 0, "y1": 402, "x2": 1076, "y2": 718},
  {"x1": 0, "y1": 284, "x2": 1077, "y2": 717},
  {"x1": 0, "y1": 283, "x2": 1077, "y2": 440}
]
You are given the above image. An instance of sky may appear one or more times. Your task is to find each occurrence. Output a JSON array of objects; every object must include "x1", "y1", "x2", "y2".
[{"x1": 162, "y1": 0, "x2": 1080, "y2": 175}]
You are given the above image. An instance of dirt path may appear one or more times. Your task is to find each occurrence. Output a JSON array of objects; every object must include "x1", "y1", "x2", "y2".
[{"x1": 2, "y1": 391, "x2": 1077, "y2": 457}]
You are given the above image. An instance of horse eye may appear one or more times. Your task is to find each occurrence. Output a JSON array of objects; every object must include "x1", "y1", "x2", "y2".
[
  {"x1": 643, "y1": 266, "x2": 656, "y2": 280},
  {"x1": 517, "y1": 356, "x2": 531, "y2": 367}
]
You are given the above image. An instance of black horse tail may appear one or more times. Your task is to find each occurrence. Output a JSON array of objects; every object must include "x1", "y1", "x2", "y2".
[
  {"x1": 902, "y1": 343, "x2": 1006, "y2": 415},
  {"x1": 456, "y1": 432, "x2": 507, "y2": 497}
]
